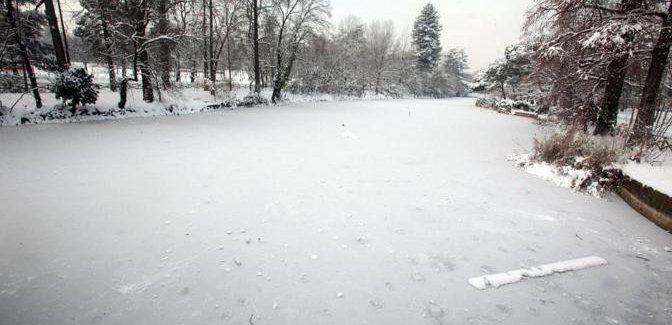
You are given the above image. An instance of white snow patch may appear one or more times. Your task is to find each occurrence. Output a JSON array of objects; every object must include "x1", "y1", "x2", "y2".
[
  {"x1": 511, "y1": 154, "x2": 602, "y2": 197},
  {"x1": 468, "y1": 256, "x2": 608, "y2": 290},
  {"x1": 620, "y1": 162, "x2": 672, "y2": 198},
  {"x1": 340, "y1": 131, "x2": 358, "y2": 139}
]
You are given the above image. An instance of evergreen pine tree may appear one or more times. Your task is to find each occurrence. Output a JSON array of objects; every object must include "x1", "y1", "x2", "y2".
[{"x1": 412, "y1": 3, "x2": 442, "y2": 71}]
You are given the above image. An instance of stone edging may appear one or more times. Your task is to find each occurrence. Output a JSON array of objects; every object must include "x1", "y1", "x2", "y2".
[{"x1": 618, "y1": 177, "x2": 672, "y2": 232}]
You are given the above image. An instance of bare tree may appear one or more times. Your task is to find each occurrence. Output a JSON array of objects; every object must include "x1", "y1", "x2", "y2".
[
  {"x1": 366, "y1": 20, "x2": 395, "y2": 95},
  {"x1": 270, "y1": 0, "x2": 330, "y2": 103},
  {"x1": 5, "y1": 0, "x2": 41, "y2": 108},
  {"x1": 594, "y1": 0, "x2": 644, "y2": 135},
  {"x1": 632, "y1": 1, "x2": 672, "y2": 143}
]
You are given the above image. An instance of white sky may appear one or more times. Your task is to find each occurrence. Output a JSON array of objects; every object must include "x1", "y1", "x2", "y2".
[
  {"x1": 59, "y1": 0, "x2": 532, "y2": 72},
  {"x1": 331, "y1": 0, "x2": 533, "y2": 71}
]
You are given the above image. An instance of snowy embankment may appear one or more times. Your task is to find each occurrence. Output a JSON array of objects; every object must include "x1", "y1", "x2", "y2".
[
  {"x1": 0, "y1": 87, "x2": 395, "y2": 127},
  {"x1": 620, "y1": 161, "x2": 672, "y2": 198},
  {"x1": 1, "y1": 98, "x2": 672, "y2": 324}
]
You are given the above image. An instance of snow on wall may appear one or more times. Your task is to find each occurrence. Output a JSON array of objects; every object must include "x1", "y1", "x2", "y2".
[{"x1": 621, "y1": 162, "x2": 672, "y2": 198}]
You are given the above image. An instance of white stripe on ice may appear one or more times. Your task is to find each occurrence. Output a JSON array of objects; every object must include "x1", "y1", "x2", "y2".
[{"x1": 468, "y1": 256, "x2": 608, "y2": 290}]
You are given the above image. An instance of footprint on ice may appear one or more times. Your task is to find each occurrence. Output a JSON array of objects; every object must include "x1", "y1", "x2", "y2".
[
  {"x1": 356, "y1": 236, "x2": 369, "y2": 245},
  {"x1": 340, "y1": 131, "x2": 358, "y2": 139},
  {"x1": 495, "y1": 304, "x2": 511, "y2": 313},
  {"x1": 368, "y1": 298, "x2": 384, "y2": 309},
  {"x1": 423, "y1": 303, "x2": 446, "y2": 321},
  {"x1": 410, "y1": 271, "x2": 426, "y2": 282}
]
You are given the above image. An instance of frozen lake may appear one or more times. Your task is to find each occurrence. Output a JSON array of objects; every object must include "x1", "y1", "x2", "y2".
[{"x1": 1, "y1": 98, "x2": 671, "y2": 324}]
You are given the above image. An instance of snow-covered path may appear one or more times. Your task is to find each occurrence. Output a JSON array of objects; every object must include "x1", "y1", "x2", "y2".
[{"x1": 1, "y1": 98, "x2": 671, "y2": 325}]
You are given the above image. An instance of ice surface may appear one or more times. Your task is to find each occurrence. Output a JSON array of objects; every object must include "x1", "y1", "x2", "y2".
[{"x1": 1, "y1": 98, "x2": 671, "y2": 324}]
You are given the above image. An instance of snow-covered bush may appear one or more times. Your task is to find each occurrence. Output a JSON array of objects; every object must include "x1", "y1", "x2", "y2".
[
  {"x1": 497, "y1": 98, "x2": 536, "y2": 112},
  {"x1": 475, "y1": 96, "x2": 536, "y2": 114},
  {"x1": 516, "y1": 128, "x2": 627, "y2": 195},
  {"x1": 239, "y1": 94, "x2": 269, "y2": 107},
  {"x1": 54, "y1": 68, "x2": 100, "y2": 111}
]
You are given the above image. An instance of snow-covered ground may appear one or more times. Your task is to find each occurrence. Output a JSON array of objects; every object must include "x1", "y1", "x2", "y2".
[
  {"x1": 0, "y1": 86, "x2": 394, "y2": 127},
  {"x1": 1, "y1": 98, "x2": 671, "y2": 324}
]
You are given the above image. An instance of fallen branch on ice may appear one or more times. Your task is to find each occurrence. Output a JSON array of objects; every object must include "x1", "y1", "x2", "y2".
[{"x1": 468, "y1": 256, "x2": 608, "y2": 290}]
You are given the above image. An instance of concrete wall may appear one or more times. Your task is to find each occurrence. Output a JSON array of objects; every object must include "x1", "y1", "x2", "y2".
[{"x1": 619, "y1": 178, "x2": 672, "y2": 232}]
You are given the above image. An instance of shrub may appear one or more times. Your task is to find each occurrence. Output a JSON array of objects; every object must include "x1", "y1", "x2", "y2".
[
  {"x1": 54, "y1": 68, "x2": 100, "y2": 111},
  {"x1": 239, "y1": 94, "x2": 269, "y2": 107},
  {"x1": 0, "y1": 74, "x2": 25, "y2": 93}
]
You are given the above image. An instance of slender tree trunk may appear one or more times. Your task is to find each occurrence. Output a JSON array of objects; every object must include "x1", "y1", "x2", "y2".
[
  {"x1": 190, "y1": 60, "x2": 196, "y2": 83},
  {"x1": 594, "y1": 0, "x2": 643, "y2": 135},
  {"x1": 209, "y1": 0, "x2": 215, "y2": 90},
  {"x1": 176, "y1": 52, "x2": 181, "y2": 83},
  {"x1": 98, "y1": 0, "x2": 117, "y2": 92},
  {"x1": 22, "y1": 62, "x2": 27, "y2": 91},
  {"x1": 252, "y1": 0, "x2": 261, "y2": 94},
  {"x1": 631, "y1": 2, "x2": 672, "y2": 143},
  {"x1": 158, "y1": 0, "x2": 172, "y2": 89},
  {"x1": 56, "y1": 0, "x2": 70, "y2": 64},
  {"x1": 6, "y1": 0, "x2": 41, "y2": 108},
  {"x1": 226, "y1": 37, "x2": 233, "y2": 91},
  {"x1": 43, "y1": 0, "x2": 68, "y2": 70},
  {"x1": 202, "y1": 0, "x2": 208, "y2": 80}
]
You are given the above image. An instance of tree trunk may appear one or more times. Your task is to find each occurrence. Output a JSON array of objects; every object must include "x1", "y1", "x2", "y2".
[
  {"x1": 44, "y1": 0, "x2": 68, "y2": 70},
  {"x1": 594, "y1": 0, "x2": 643, "y2": 135},
  {"x1": 158, "y1": 0, "x2": 172, "y2": 89},
  {"x1": 631, "y1": 2, "x2": 672, "y2": 143},
  {"x1": 202, "y1": 0, "x2": 208, "y2": 80},
  {"x1": 209, "y1": 0, "x2": 215, "y2": 92},
  {"x1": 252, "y1": 0, "x2": 261, "y2": 94},
  {"x1": 176, "y1": 52, "x2": 181, "y2": 83},
  {"x1": 272, "y1": 41, "x2": 299, "y2": 103},
  {"x1": 226, "y1": 31, "x2": 234, "y2": 91},
  {"x1": 6, "y1": 0, "x2": 41, "y2": 108},
  {"x1": 56, "y1": 0, "x2": 70, "y2": 64},
  {"x1": 139, "y1": 50, "x2": 153, "y2": 102},
  {"x1": 98, "y1": 0, "x2": 117, "y2": 92}
]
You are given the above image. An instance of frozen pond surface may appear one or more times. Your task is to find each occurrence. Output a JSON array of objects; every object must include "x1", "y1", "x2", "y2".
[{"x1": 1, "y1": 98, "x2": 671, "y2": 324}]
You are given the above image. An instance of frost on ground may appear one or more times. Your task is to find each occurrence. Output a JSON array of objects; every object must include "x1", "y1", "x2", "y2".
[
  {"x1": 1, "y1": 98, "x2": 672, "y2": 325},
  {"x1": 468, "y1": 256, "x2": 608, "y2": 289}
]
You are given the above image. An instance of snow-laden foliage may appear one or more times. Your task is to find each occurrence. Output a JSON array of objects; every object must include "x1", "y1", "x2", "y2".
[
  {"x1": 54, "y1": 68, "x2": 100, "y2": 110},
  {"x1": 412, "y1": 3, "x2": 442, "y2": 71},
  {"x1": 473, "y1": 44, "x2": 534, "y2": 100}
]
